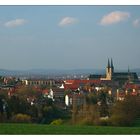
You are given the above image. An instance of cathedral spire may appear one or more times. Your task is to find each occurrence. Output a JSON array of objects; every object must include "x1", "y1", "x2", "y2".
[
  {"x1": 111, "y1": 58, "x2": 114, "y2": 74},
  {"x1": 107, "y1": 58, "x2": 110, "y2": 68},
  {"x1": 111, "y1": 58, "x2": 114, "y2": 69}
]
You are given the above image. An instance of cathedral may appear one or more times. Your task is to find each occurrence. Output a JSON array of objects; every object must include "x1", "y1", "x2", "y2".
[
  {"x1": 100, "y1": 58, "x2": 114, "y2": 80},
  {"x1": 89, "y1": 59, "x2": 138, "y2": 82}
]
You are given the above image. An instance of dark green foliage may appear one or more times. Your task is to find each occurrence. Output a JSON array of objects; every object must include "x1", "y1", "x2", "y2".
[
  {"x1": 27, "y1": 105, "x2": 39, "y2": 122},
  {"x1": 86, "y1": 93, "x2": 98, "y2": 104},
  {"x1": 110, "y1": 95, "x2": 140, "y2": 126},
  {"x1": 0, "y1": 97, "x2": 9, "y2": 122},
  {"x1": 37, "y1": 96, "x2": 53, "y2": 106},
  {"x1": 64, "y1": 89, "x2": 72, "y2": 95},
  {"x1": 40, "y1": 104, "x2": 68, "y2": 124},
  {"x1": 8, "y1": 96, "x2": 30, "y2": 116},
  {"x1": 0, "y1": 98, "x2": 4, "y2": 114},
  {"x1": 98, "y1": 91, "x2": 109, "y2": 117}
]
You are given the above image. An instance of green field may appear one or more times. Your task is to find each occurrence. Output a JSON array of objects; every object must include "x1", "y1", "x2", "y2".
[{"x1": 0, "y1": 123, "x2": 140, "y2": 135}]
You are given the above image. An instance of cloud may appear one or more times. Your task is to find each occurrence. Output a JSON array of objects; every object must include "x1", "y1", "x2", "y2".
[
  {"x1": 59, "y1": 17, "x2": 78, "y2": 27},
  {"x1": 133, "y1": 19, "x2": 140, "y2": 27},
  {"x1": 100, "y1": 11, "x2": 130, "y2": 26},
  {"x1": 4, "y1": 19, "x2": 28, "y2": 28}
]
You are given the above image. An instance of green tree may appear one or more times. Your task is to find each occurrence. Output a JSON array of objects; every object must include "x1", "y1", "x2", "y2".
[
  {"x1": 98, "y1": 91, "x2": 109, "y2": 117},
  {"x1": 7, "y1": 95, "x2": 30, "y2": 116},
  {"x1": 14, "y1": 86, "x2": 42, "y2": 102},
  {"x1": 64, "y1": 89, "x2": 72, "y2": 95},
  {"x1": 0, "y1": 98, "x2": 4, "y2": 114},
  {"x1": 110, "y1": 95, "x2": 140, "y2": 126},
  {"x1": 72, "y1": 93, "x2": 100, "y2": 125},
  {"x1": 40, "y1": 105, "x2": 64, "y2": 124}
]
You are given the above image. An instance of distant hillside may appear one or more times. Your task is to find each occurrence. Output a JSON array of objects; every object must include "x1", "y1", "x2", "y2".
[
  {"x1": 0, "y1": 68, "x2": 104, "y2": 76},
  {"x1": 0, "y1": 68, "x2": 139, "y2": 77}
]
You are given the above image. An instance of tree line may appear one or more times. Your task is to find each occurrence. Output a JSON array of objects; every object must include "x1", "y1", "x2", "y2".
[{"x1": 0, "y1": 87, "x2": 140, "y2": 126}]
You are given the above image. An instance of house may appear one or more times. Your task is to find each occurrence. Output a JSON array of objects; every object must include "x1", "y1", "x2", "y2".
[
  {"x1": 125, "y1": 81, "x2": 140, "y2": 96},
  {"x1": 65, "y1": 93, "x2": 85, "y2": 107},
  {"x1": 62, "y1": 79, "x2": 101, "y2": 91},
  {"x1": 42, "y1": 89, "x2": 49, "y2": 97},
  {"x1": 116, "y1": 89, "x2": 126, "y2": 101}
]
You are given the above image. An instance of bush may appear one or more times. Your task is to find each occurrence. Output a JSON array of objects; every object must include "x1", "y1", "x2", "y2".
[
  {"x1": 76, "y1": 118, "x2": 94, "y2": 125},
  {"x1": 109, "y1": 114, "x2": 134, "y2": 126},
  {"x1": 50, "y1": 119, "x2": 63, "y2": 125},
  {"x1": 97, "y1": 119, "x2": 111, "y2": 126},
  {"x1": 11, "y1": 113, "x2": 31, "y2": 123},
  {"x1": 0, "y1": 113, "x2": 5, "y2": 123}
]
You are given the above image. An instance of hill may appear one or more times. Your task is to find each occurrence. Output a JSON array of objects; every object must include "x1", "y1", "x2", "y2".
[{"x1": 0, "y1": 68, "x2": 139, "y2": 78}]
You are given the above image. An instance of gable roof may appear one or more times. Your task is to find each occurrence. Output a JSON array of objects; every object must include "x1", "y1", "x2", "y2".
[{"x1": 113, "y1": 72, "x2": 138, "y2": 80}]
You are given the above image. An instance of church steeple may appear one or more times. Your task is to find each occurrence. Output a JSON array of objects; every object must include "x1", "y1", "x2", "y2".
[
  {"x1": 111, "y1": 58, "x2": 114, "y2": 73},
  {"x1": 111, "y1": 58, "x2": 114, "y2": 69},
  {"x1": 106, "y1": 58, "x2": 113, "y2": 80},
  {"x1": 107, "y1": 58, "x2": 110, "y2": 68}
]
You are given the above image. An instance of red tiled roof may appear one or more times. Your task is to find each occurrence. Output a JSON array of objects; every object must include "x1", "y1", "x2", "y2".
[
  {"x1": 66, "y1": 93, "x2": 84, "y2": 98},
  {"x1": 64, "y1": 79, "x2": 101, "y2": 90},
  {"x1": 125, "y1": 83, "x2": 140, "y2": 90},
  {"x1": 64, "y1": 84, "x2": 79, "y2": 90},
  {"x1": 131, "y1": 92, "x2": 138, "y2": 95},
  {"x1": 118, "y1": 93, "x2": 125, "y2": 97},
  {"x1": 42, "y1": 89, "x2": 49, "y2": 94}
]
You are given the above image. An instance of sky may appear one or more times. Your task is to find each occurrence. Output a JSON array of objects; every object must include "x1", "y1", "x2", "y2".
[{"x1": 0, "y1": 6, "x2": 140, "y2": 70}]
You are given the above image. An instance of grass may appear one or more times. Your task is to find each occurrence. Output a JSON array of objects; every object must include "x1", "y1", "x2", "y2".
[{"x1": 0, "y1": 123, "x2": 140, "y2": 135}]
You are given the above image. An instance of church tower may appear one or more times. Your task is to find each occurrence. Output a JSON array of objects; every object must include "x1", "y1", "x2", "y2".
[
  {"x1": 106, "y1": 58, "x2": 114, "y2": 80},
  {"x1": 110, "y1": 58, "x2": 114, "y2": 75}
]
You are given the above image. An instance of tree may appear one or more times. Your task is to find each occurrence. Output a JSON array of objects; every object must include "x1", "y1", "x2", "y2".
[
  {"x1": 40, "y1": 104, "x2": 66, "y2": 124},
  {"x1": 110, "y1": 95, "x2": 140, "y2": 126},
  {"x1": 0, "y1": 98, "x2": 4, "y2": 114},
  {"x1": 64, "y1": 89, "x2": 72, "y2": 96},
  {"x1": 15, "y1": 87, "x2": 41, "y2": 97},
  {"x1": 71, "y1": 93, "x2": 100, "y2": 125},
  {"x1": 7, "y1": 95, "x2": 30, "y2": 116},
  {"x1": 86, "y1": 93, "x2": 98, "y2": 104},
  {"x1": 98, "y1": 91, "x2": 109, "y2": 117}
]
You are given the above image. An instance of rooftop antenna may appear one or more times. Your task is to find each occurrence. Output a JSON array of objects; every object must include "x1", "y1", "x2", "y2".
[{"x1": 128, "y1": 65, "x2": 131, "y2": 82}]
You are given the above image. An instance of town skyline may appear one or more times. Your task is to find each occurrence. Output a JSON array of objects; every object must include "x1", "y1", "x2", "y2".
[{"x1": 0, "y1": 6, "x2": 140, "y2": 70}]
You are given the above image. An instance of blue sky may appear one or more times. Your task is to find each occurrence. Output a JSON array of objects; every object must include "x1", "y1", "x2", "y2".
[{"x1": 0, "y1": 6, "x2": 140, "y2": 70}]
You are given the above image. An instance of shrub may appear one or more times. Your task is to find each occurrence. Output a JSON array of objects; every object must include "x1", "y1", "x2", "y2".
[
  {"x1": 50, "y1": 119, "x2": 63, "y2": 125},
  {"x1": 109, "y1": 114, "x2": 134, "y2": 126},
  {"x1": 97, "y1": 119, "x2": 111, "y2": 126},
  {"x1": 0, "y1": 113, "x2": 5, "y2": 123},
  {"x1": 11, "y1": 113, "x2": 31, "y2": 123},
  {"x1": 0, "y1": 112, "x2": 8, "y2": 123},
  {"x1": 77, "y1": 118, "x2": 94, "y2": 125}
]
